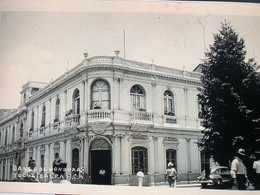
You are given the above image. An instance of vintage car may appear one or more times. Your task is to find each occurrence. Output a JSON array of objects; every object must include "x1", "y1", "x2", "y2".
[{"x1": 197, "y1": 166, "x2": 233, "y2": 188}]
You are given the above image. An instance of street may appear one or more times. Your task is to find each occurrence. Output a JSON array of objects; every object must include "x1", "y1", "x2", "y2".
[{"x1": 0, "y1": 182, "x2": 258, "y2": 195}]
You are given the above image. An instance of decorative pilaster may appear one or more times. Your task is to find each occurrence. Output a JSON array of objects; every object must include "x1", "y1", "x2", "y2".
[{"x1": 186, "y1": 138, "x2": 191, "y2": 172}]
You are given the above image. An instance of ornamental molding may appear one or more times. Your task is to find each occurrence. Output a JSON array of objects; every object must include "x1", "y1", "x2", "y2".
[
  {"x1": 88, "y1": 122, "x2": 112, "y2": 135},
  {"x1": 130, "y1": 133, "x2": 149, "y2": 140},
  {"x1": 71, "y1": 137, "x2": 81, "y2": 149},
  {"x1": 53, "y1": 142, "x2": 60, "y2": 153},
  {"x1": 39, "y1": 145, "x2": 46, "y2": 154},
  {"x1": 163, "y1": 137, "x2": 179, "y2": 145}
]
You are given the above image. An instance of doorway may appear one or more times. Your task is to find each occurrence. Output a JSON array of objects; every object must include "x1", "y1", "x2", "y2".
[{"x1": 90, "y1": 138, "x2": 111, "y2": 185}]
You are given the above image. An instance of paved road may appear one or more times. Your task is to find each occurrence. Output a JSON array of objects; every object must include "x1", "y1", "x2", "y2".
[{"x1": 0, "y1": 182, "x2": 258, "y2": 195}]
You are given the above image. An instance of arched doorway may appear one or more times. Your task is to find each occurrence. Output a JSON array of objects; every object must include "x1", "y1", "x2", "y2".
[{"x1": 90, "y1": 138, "x2": 111, "y2": 185}]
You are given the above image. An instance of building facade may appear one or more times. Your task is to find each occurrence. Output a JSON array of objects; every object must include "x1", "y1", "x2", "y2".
[{"x1": 0, "y1": 54, "x2": 205, "y2": 185}]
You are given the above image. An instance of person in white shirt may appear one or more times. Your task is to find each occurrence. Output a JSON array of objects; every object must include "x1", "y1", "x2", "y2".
[
  {"x1": 230, "y1": 149, "x2": 247, "y2": 190},
  {"x1": 165, "y1": 162, "x2": 177, "y2": 188},
  {"x1": 253, "y1": 153, "x2": 260, "y2": 190},
  {"x1": 137, "y1": 170, "x2": 145, "y2": 187}
]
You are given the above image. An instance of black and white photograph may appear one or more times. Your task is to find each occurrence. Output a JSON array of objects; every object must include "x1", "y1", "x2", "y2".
[{"x1": 0, "y1": 0, "x2": 259, "y2": 194}]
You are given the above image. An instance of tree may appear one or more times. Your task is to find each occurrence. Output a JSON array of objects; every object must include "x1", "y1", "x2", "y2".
[{"x1": 198, "y1": 21, "x2": 260, "y2": 166}]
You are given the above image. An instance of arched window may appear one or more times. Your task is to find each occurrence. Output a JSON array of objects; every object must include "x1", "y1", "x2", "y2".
[
  {"x1": 73, "y1": 89, "x2": 80, "y2": 114},
  {"x1": 131, "y1": 146, "x2": 148, "y2": 174},
  {"x1": 72, "y1": 148, "x2": 79, "y2": 175},
  {"x1": 55, "y1": 98, "x2": 60, "y2": 121},
  {"x1": 130, "y1": 85, "x2": 145, "y2": 111},
  {"x1": 164, "y1": 90, "x2": 175, "y2": 116},
  {"x1": 166, "y1": 149, "x2": 177, "y2": 170},
  {"x1": 20, "y1": 123, "x2": 23, "y2": 139},
  {"x1": 91, "y1": 80, "x2": 110, "y2": 110},
  {"x1": 41, "y1": 105, "x2": 46, "y2": 127},
  {"x1": 31, "y1": 111, "x2": 34, "y2": 130}
]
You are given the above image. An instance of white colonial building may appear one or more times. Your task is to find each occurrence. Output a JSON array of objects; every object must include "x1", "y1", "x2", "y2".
[{"x1": 0, "y1": 53, "x2": 206, "y2": 186}]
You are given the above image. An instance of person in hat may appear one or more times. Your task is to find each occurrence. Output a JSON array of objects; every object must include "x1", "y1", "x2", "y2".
[
  {"x1": 230, "y1": 149, "x2": 248, "y2": 190},
  {"x1": 253, "y1": 153, "x2": 260, "y2": 190},
  {"x1": 165, "y1": 162, "x2": 177, "y2": 188}
]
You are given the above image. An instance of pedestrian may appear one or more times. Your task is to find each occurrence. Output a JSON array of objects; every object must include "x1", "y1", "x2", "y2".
[
  {"x1": 165, "y1": 162, "x2": 177, "y2": 188},
  {"x1": 137, "y1": 169, "x2": 144, "y2": 187},
  {"x1": 253, "y1": 153, "x2": 260, "y2": 190},
  {"x1": 230, "y1": 148, "x2": 248, "y2": 190},
  {"x1": 99, "y1": 168, "x2": 106, "y2": 184}
]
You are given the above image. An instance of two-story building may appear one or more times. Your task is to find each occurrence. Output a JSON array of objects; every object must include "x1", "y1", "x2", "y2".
[{"x1": 0, "y1": 52, "x2": 205, "y2": 186}]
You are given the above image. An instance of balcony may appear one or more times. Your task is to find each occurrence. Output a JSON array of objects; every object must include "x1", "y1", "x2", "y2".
[
  {"x1": 65, "y1": 114, "x2": 80, "y2": 129},
  {"x1": 130, "y1": 111, "x2": 153, "y2": 123},
  {"x1": 87, "y1": 110, "x2": 112, "y2": 123},
  {"x1": 164, "y1": 115, "x2": 177, "y2": 124}
]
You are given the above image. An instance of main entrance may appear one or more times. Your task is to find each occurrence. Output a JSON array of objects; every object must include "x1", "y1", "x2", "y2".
[{"x1": 90, "y1": 138, "x2": 111, "y2": 185}]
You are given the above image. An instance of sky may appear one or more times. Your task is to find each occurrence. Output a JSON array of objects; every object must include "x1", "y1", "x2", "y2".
[{"x1": 0, "y1": 0, "x2": 259, "y2": 109}]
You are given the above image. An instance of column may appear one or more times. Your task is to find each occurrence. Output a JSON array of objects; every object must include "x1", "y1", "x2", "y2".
[
  {"x1": 6, "y1": 127, "x2": 10, "y2": 146},
  {"x1": 153, "y1": 136, "x2": 158, "y2": 174},
  {"x1": 65, "y1": 139, "x2": 71, "y2": 180},
  {"x1": 64, "y1": 90, "x2": 67, "y2": 112},
  {"x1": 60, "y1": 141, "x2": 66, "y2": 160},
  {"x1": 36, "y1": 146, "x2": 40, "y2": 176},
  {"x1": 186, "y1": 138, "x2": 191, "y2": 172},
  {"x1": 49, "y1": 143, "x2": 54, "y2": 172},
  {"x1": 80, "y1": 138, "x2": 84, "y2": 170},
  {"x1": 149, "y1": 137, "x2": 155, "y2": 186},
  {"x1": 45, "y1": 144, "x2": 50, "y2": 179},
  {"x1": 84, "y1": 79, "x2": 89, "y2": 112},
  {"x1": 113, "y1": 136, "x2": 120, "y2": 174},
  {"x1": 83, "y1": 137, "x2": 88, "y2": 172},
  {"x1": 0, "y1": 160, "x2": 3, "y2": 180},
  {"x1": 48, "y1": 98, "x2": 52, "y2": 135},
  {"x1": 184, "y1": 88, "x2": 189, "y2": 126},
  {"x1": 6, "y1": 159, "x2": 10, "y2": 181}
]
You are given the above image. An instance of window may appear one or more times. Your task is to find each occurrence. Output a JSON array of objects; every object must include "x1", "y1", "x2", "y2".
[
  {"x1": 12, "y1": 126, "x2": 15, "y2": 143},
  {"x1": 20, "y1": 123, "x2": 23, "y2": 139},
  {"x1": 24, "y1": 93, "x2": 26, "y2": 104},
  {"x1": 55, "y1": 98, "x2": 60, "y2": 122},
  {"x1": 73, "y1": 89, "x2": 80, "y2": 114},
  {"x1": 5, "y1": 129, "x2": 7, "y2": 146},
  {"x1": 41, "y1": 106, "x2": 46, "y2": 127},
  {"x1": 166, "y1": 149, "x2": 177, "y2": 170},
  {"x1": 164, "y1": 90, "x2": 175, "y2": 116},
  {"x1": 91, "y1": 80, "x2": 110, "y2": 110},
  {"x1": 31, "y1": 111, "x2": 34, "y2": 130},
  {"x1": 72, "y1": 148, "x2": 79, "y2": 176},
  {"x1": 131, "y1": 147, "x2": 148, "y2": 174},
  {"x1": 130, "y1": 85, "x2": 145, "y2": 111}
]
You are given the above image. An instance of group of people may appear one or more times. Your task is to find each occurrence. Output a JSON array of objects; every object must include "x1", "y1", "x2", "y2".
[{"x1": 231, "y1": 148, "x2": 260, "y2": 190}]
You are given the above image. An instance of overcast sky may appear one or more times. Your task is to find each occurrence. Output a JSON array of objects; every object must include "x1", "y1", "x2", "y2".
[{"x1": 0, "y1": 0, "x2": 259, "y2": 109}]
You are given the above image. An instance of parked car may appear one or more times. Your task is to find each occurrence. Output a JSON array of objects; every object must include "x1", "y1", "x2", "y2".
[{"x1": 197, "y1": 166, "x2": 233, "y2": 188}]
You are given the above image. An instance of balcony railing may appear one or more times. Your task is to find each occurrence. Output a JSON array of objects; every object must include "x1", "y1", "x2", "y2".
[
  {"x1": 131, "y1": 111, "x2": 153, "y2": 122},
  {"x1": 65, "y1": 114, "x2": 80, "y2": 129},
  {"x1": 164, "y1": 115, "x2": 177, "y2": 124},
  {"x1": 87, "y1": 110, "x2": 112, "y2": 123}
]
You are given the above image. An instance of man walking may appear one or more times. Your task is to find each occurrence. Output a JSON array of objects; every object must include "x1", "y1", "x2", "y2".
[
  {"x1": 166, "y1": 162, "x2": 177, "y2": 188},
  {"x1": 230, "y1": 149, "x2": 248, "y2": 190}
]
